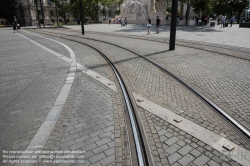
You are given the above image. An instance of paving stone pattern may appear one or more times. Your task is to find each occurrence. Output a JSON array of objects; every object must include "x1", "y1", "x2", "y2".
[
  {"x1": 0, "y1": 29, "x2": 69, "y2": 159},
  {"x1": 21, "y1": 30, "x2": 134, "y2": 165},
  {"x1": 29, "y1": 30, "x2": 111, "y2": 80},
  {"x1": 138, "y1": 107, "x2": 242, "y2": 166},
  {"x1": 21, "y1": 31, "x2": 71, "y2": 58},
  {"x1": 82, "y1": 33, "x2": 250, "y2": 133},
  {"x1": 44, "y1": 74, "x2": 116, "y2": 166},
  {"x1": 58, "y1": 34, "x2": 249, "y2": 150},
  {"x1": 22, "y1": 30, "x2": 132, "y2": 166}
]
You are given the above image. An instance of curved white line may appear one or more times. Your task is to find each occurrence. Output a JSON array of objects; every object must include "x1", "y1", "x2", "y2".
[{"x1": 16, "y1": 32, "x2": 76, "y2": 166}]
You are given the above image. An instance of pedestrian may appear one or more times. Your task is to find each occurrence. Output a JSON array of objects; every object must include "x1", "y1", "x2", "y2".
[
  {"x1": 116, "y1": 18, "x2": 118, "y2": 24},
  {"x1": 146, "y1": 19, "x2": 152, "y2": 35},
  {"x1": 114, "y1": 18, "x2": 116, "y2": 24},
  {"x1": 16, "y1": 24, "x2": 20, "y2": 33},
  {"x1": 230, "y1": 15, "x2": 235, "y2": 27},
  {"x1": 217, "y1": 17, "x2": 220, "y2": 25},
  {"x1": 176, "y1": 15, "x2": 179, "y2": 25},
  {"x1": 12, "y1": 22, "x2": 16, "y2": 33},
  {"x1": 166, "y1": 15, "x2": 169, "y2": 25},
  {"x1": 125, "y1": 18, "x2": 127, "y2": 26},
  {"x1": 108, "y1": 18, "x2": 111, "y2": 25},
  {"x1": 195, "y1": 16, "x2": 199, "y2": 26},
  {"x1": 120, "y1": 17, "x2": 123, "y2": 26},
  {"x1": 156, "y1": 16, "x2": 160, "y2": 33},
  {"x1": 204, "y1": 16, "x2": 208, "y2": 25},
  {"x1": 221, "y1": 14, "x2": 226, "y2": 28}
]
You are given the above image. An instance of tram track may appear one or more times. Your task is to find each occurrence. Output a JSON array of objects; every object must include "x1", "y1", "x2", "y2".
[
  {"x1": 23, "y1": 30, "x2": 151, "y2": 166},
  {"x1": 27, "y1": 29, "x2": 250, "y2": 141},
  {"x1": 58, "y1": 28, "x2": 250, "y2": 61},
  {"x1": 24, "y1": 29, "x2": 250, "y2": 152}
]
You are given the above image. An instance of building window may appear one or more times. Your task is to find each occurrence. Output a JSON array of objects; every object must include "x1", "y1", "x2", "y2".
[
  {"x1": 59, "y1": 19, "x2": 62, "y2": 22},
  {"x1": 50, "y1": 11, "x2": 53, "y2": 16}
]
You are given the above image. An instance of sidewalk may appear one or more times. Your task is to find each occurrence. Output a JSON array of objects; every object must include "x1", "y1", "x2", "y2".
[{"x1": 64, "y1": 24, "x2": 250, "y2": 49}]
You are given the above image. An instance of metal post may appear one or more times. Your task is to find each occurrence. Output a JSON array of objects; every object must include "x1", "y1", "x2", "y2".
[
  {"x1": 40, "y1": 0, "x2": 45, "y2": 28},
  {"x1": 185, "y1": 0, "x2": 190, "y2": 26},
  {"x1": 35, "y1": 0, "x2": 41, "y2": 28},
  {"x1": 56, "y1": 6, "x2": 59, "y2": 27},
  {"x1": 169, "y1": 0, "x2": 178, "y2": 50},
  {"x1": 79, "y1": 0, "x2": 85, "y2": 35}
]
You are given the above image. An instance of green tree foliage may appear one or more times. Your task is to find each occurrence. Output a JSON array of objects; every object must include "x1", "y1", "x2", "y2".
[
  {"x1": 191, "y1": 0, "x2": 212, "y2": 17},
  {"x1": 211, "y1": 0, "x2": 249, "y2": 23},
  {"x1": 70, "y1": 0, "x2": 113, "y2": 21},
  {"x1": 51, "y1": 0, "x2": 71, "y2": 24},
  {"x1": 0, "y1": 0, "x2": 17, "y2": 23},
  {"x1": 101, "y1": 6, "x2": 107, "y2": 19}
]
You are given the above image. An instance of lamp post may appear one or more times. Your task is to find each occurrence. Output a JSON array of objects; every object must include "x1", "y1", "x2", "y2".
[
  {"x1": 169, "y1": 0, "x2": 178, "y2": 50},
  {"x1": 39, "y1": 0, "x2": 45, "y2": 28},
  {"x1": 79, "y1": 0, "x2": 85, "y2": 35},
  {"x1": 185, "y1": 0, "x2": 190, "y2": 26},
  {"x1": 35, "y1": 0, "x2": 41, "y2": 28},
  {"x1": 56, "y1": 6, "x2": 59, "y2": 27}
]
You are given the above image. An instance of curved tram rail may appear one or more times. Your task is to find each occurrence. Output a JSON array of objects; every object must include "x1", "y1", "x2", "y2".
[
  {"x1": 24, "y1": 30, "x2": 149, "y2": 166},
  {"x1": 27, "y1": 29, "x2": 250, "y2": 144}
]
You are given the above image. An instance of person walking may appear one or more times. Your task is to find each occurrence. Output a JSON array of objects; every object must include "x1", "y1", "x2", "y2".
[
  {"x1": 204, "y1": 16, "x2": 208, "y2": 25},
  {"x1": 12, "y1": 22, "x2": 16, "y2": 33},
  {"x1": 195, "y1": 16, "x2": 199, "y2": 26},
  {"x1": 108, "y1": 18, "x2": 111, "y2": 25},
  {"x1": 16, "y1": 24, "x2": 20, "y2": 33},
  {"x1": 125, "y1": 18, "x2": 127, "y2": 26},
  {"x1": 176, "y1": 15, "x2": 179, "y2": 25},
  {"x1": 166, "y1": 15, "x2": 169, "y2": 25},
  {"x1": 221, "y1": 14, "x2": 226, "y2": 28},
  {"x1": 230, "y1": 15, "x2": 235, "y2": 27},
  {"x1": 146, "y1": 19, "x2": 152, "y2": 35},
  {"x1": 156, "y1": 16, "x2": 160, "y2": 33}
]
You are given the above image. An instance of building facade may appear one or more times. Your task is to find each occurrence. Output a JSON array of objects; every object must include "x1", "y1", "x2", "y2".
[{"x1": 16, "y1": 0, "x2": 72, "y2": 26}]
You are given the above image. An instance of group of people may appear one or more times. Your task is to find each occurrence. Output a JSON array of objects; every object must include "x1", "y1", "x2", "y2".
[
  {"x1": 146, "y1": 16, "x2": 161, "y2": 35},
  {"x1": 217, "y1": 15, "x2": 235, "y2": 27},
  {"x1": 12, "y1": 22, "x2": 21, "y2": 33},
  {"x1": 109, "y1": 17, "x2": 127, "y2": 26}
]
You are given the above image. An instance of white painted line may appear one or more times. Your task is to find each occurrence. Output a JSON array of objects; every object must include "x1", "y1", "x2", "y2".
[
  {"x1": 22, "y1": 30, "x2": 118, "y2": 93},
  {"x1": 17, "y1": 33, "x2": 76, "y2": 166},
  {"x1": 132, "y1": 92, "x2": 250, "y2": 166}
]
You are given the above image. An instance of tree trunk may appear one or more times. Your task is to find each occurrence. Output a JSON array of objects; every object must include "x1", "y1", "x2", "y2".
[{"x1": 237, "y1": 10, "x2": 243, "y2": 24}]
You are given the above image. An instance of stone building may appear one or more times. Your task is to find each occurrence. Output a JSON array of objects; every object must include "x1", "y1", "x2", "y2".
[{"x1": 15, "y1": 0, "x2": 72, "y2": 26}]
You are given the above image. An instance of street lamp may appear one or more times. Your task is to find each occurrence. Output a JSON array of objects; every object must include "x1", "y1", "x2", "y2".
[
  {"x1": 34, "y1": 0, "x2": 41, "y2": 28},
  {"x1": 39, "y1": 0, "x2": 45, "y2": 28}
]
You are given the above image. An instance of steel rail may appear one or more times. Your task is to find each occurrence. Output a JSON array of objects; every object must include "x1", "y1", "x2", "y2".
[
  {"x1": 29, "y1": 30, "x2": 250, "y2": 141},
  {"x1": 82, "y1": 43, "x2": 146, "y2": 166},
  {"x1": 32, "y1": 31, "x2": 148, "y2": 166}
]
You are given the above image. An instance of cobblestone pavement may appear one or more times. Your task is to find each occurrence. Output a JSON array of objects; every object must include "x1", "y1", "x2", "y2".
[
  {"x1": 18, "y1": 30, "x2": 132, "y2": 166},
  {"x1": 2, "y1": 26, "x2": 249, "y2": 166},
  {"x1": 64, "y1": 24, "x2": 250, "y2": 49},
  {"x1": 45, "y1": 28, "x2": 250, "y2": 133},
  {"x1": 139, "y1": 107, "x2": 241, "y2": 166},
  {"x1": 0, "y1": 29, "x2": 69, "y2": 159},
  {"x1": 29, "y1": 29, "x2": 249, "y2": 150}
]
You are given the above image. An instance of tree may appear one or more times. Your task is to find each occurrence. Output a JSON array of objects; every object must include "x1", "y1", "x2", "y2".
[
  {"x1": 70, "y1": 0, "x2": 113, "y2": 21},
  {"x1": 191, "y1": 0, "x2": 212, "y2": 18},
  {"x1": 212, "y1": 0, "x2": 249, "y2": 23},
  {"x1": 51, "y1": 0, "x2": 71, "y2": 24},
  {"x1": 0, "y1": 0, "x2": 17, "y2": 24},
  {"x1": 101, "y1": 6, "x2": 107, "y2": 20}
]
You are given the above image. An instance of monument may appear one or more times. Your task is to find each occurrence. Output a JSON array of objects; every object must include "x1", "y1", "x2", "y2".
[{"x1": 120, "y1": 0, "x2": 169, "y2": 24}]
